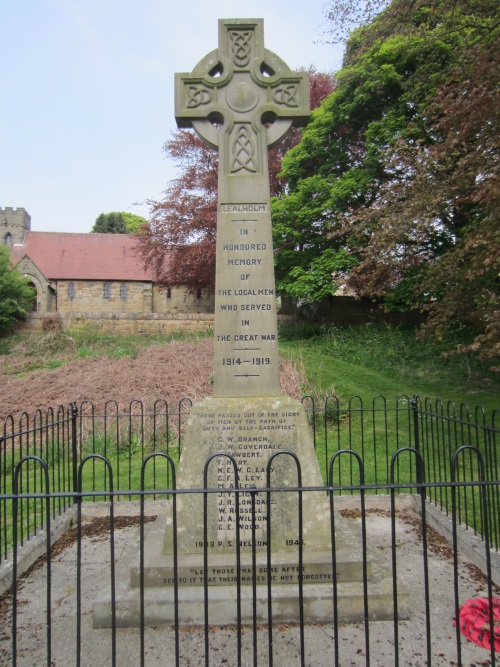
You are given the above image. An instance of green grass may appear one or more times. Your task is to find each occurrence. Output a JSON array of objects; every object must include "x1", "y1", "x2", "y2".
[
  {"x1": 277, "y1": 323, "x2": 499, "y2": 542},
  {"x1": 78, "y1": 429, "x2": 180, "y2": 496},
  {"x1": 278, "y1": 322, "x2": 499, "y2": 416},
  {"x1": 3, "y1": 322, "x2": 497, "y2": 413}
]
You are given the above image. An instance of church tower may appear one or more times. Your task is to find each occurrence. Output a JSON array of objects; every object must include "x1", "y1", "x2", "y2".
[{"x1": 1, "y1": 207, "x2": 31, "y2": 246}]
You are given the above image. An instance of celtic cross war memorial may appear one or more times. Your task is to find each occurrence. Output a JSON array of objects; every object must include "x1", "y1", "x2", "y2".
[
  {"x1": 166, "y1": 17, "x2": 335, "y2": 564},
  {"x1": 94, "y1": 19, "x2": 406, "y2": 628}
]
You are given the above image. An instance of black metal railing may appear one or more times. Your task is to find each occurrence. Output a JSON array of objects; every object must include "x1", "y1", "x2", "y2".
[
  {"x1": 1, "y1": 450, "x2": 499, "y2": 666},
  {"x1": 1, "y1": 395, "x2": 498, "y2": 564},
  {"x1": 304, "y1": 394, "x2": 499, "y2": 550}
]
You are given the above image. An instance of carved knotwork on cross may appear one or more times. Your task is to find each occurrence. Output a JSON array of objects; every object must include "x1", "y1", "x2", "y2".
[{"x1": 175, "y1": 19, "x2": 310, "y2": 180}]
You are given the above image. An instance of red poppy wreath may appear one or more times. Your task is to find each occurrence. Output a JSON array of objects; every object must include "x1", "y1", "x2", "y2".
[{"x1": 454, "y1": 597, "x2": 500, "y2": 652}]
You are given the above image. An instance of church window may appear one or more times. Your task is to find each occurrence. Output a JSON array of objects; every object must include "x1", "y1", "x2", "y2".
[
  {"x1": 196, "y1": 288, "x2": 202, "y2": 300},
  {"x1": 103, "y1": 283, "x2": 111, "y2": 299},
  {"x1": 27, "y1": 282, "x2": 37, "y2": 311},
  {"x1": 166, "y1": 287, "x2": 172, "y2": 299},
  {"x1": 68, "y1": 282, "x2": 75, "y2": 300},
  {"x1": 120, "y1": 283, "x2": 127, "y2": 300},
  {"x1": 4, "y1": 232, "x2": 12, "y2": 246}
]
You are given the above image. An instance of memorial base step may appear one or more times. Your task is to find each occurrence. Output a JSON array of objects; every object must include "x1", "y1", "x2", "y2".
[
  {"x1": 93, "y1": 577, "x2": 409, "y2": 628},
  {"x1": 92, "y1": 515, "x2": 409, "y2": 628}
]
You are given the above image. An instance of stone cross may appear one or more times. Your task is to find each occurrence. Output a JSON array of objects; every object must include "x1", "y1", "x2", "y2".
[
  {"x1": 92, "y1": 22, "x2": 400, "y2": 629},
  {"x1": 175, "y1": 19, "x2": 309, "y2": 397}
]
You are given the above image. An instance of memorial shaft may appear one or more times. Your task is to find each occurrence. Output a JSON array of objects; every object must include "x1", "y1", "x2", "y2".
[
  {"x1": 175, "y1": 19, "x2": 309, "y2": 397},
  {"x1": 214, "y1": 158, "x2": 278, "y2": 397}
]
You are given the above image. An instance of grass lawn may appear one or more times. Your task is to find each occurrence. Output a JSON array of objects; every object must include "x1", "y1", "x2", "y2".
[
  {"x1": 278, "y1": 322, "x2": 499, "y2": 416},
  {"x1": 1, "y1": 322, "x2": 497, "y2": 413}
]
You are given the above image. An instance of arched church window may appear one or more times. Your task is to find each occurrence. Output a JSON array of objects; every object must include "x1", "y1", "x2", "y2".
[
  {"x1": 166, "y1": 287, "x2": 172, "y2": 299},
  {"x1": 27, "y1": 282, "x2": 37, "y2": 311},
  {"x1": 4, "y1": 232, "x2": 12, "y2": 246}
]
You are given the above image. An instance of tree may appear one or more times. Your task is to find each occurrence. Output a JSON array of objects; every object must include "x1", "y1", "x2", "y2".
[
  {"x1": 274, "y1": 0, "x2": 499, "y2": 365},
  {"x1": 135, "y1": 68, "x2": 336, "y2": 295},
  {"x1": 121, "y1": 212, "x2": 148, "y2": 233},
  {"x1": 321, "y1": 0, "x2": 391, "y2": 45},
  {"x1": 0, "y1": 246, "x2": 36, "y2": 332},
  {"x1": 91, "y1": 212, "x2": 147, "y2": 234},
  {"x1": 92, "y1": 212, "x2": 127, "y2": 234}
]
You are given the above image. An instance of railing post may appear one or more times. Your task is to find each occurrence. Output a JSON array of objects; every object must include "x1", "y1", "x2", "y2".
[
  {"x1": 71, "y1": 402, "x2": 80, "y2": 504},
  {"x1": 411, "y1": 395, "x2": 422, "y2": 484},
  {"x1": 411, "y1": 396, "x2": 420, "y2": 452}
]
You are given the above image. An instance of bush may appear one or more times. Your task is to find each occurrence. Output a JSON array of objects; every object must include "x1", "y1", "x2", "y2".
[
  {"x1": 42, "y1": 313, "x2": 63, "y2": 333},
  {"x1": 0, "y1": 246, "x2": 37, "y2": 331}
]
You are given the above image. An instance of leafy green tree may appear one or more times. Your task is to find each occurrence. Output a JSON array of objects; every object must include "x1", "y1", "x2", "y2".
[
  {"x1": 0, "y1": 246, "x2": 36, "y2": 331},
  {"x1": 274, "y1": 0, "x2": 499, "y2": 365},
  {"x1": 92, "y1": 212, "x2": 127, "y2": 234},
  {"x1": 91, "y1": 212, "x2": 147, "y2": 234},
  {"x1": 121, "y1": 212, "x2": 148, "y2": 232}
]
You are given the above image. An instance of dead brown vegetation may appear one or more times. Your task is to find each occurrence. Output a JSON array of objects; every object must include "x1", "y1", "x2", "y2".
[{"x1": 0, "y1": 338, "x2": 305, "y2": 422}]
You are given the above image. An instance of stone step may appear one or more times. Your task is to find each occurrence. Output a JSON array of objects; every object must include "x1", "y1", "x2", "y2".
[
  {"x1": 93, "y1": 515, "x2": 408, "y2": 628},
  {"x1": 94, "y1": 565, "x2": 408, "y2": 628},
  {"x1": 131, "y1": 516, "x2": 370, "y2": 588}
]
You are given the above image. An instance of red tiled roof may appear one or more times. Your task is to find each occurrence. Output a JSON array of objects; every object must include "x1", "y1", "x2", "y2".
[{"x1": 11, "y1": 232, "x2": 153, "y2": 281}]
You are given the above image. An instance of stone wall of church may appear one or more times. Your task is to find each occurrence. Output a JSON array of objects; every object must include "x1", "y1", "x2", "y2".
[
  {"x1": 55, "y1": 280, "x2": 152, "y2": 313},
  {"x1": 14, "y1": 279, "x2": 215, "y2": 336},
  {"x1": 152, "y1": 285, "x2": 214, "y2": 313},
  {"x1": 16, "y1": 312, "x2": 215, "y2": 336},
  {"x1": 54, "y1": 281, "x2": 215, "y2": 315}
]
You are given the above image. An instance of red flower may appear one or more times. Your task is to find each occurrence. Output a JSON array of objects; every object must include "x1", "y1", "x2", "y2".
[{"x1": 454, "y1": 597, "x2": 500, "y2": 652}]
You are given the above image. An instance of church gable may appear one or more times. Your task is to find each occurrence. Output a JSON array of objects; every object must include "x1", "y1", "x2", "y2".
[{"x1": 14, "y1": 255, "x2": 54, "y2": 313}]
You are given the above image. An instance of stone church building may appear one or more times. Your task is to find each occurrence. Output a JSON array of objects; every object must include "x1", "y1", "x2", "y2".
[{"x1": 3, "y1": 207, "x2": 214, "y2": 335}]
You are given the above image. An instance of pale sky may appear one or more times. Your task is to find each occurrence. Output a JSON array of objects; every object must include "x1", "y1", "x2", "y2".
[{"x1": 1, "y1": 0, "x2": 344, "y2": 233}]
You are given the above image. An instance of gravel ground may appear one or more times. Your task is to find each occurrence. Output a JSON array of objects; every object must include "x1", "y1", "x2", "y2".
[{"x1": 1, "y1": 503, "x2": 498, "y2": 667}]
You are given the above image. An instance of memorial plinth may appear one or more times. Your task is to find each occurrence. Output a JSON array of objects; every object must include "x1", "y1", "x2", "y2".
[
  {"x1": 93, "y1": 18, "x2": 408, "y2": 628},
  {"x1": 163, "y1": 397, "x2": 330, "y2": 556}
]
